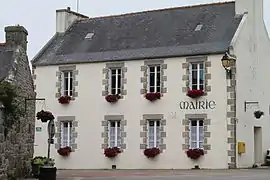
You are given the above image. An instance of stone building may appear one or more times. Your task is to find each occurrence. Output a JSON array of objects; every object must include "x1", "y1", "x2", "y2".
[
  {"x1": 0, "y1": 26, "x2": 35, "y2": 179},
  {"x1": 32, "y1": 0, "x2": 270, "y2": 169}
]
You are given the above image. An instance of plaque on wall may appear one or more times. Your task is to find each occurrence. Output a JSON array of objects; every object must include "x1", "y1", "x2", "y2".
[{"x1": 179, "y1": 100, "x2": 216, "y2": 110}]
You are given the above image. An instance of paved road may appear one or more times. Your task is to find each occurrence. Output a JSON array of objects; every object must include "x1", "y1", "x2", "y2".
[{"x1": 51, "y1": 169, "x2": 270, "y2": 180}]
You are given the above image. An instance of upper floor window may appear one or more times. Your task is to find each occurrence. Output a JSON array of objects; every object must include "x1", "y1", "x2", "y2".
[
  {"x1": 110, "y1": 68, "x2": 121, "y2": 95},
  {"x1": 148, "y1": 120, "x2": 160, "y2": 148},
  {"x1": 148, "y1": 66, "x2": 161, "y2": 93},
  {"x1": 61, "y1": 121, "x2": 72, "y2": 148},
  {"x1": 189, "y1": 62, "x2": 204, "y2": 90},
  {"x1": 62, "y1": 71, "x2": 73, "y2": 96},
  {"x1": 108, "y1": 120, "x2": 121, "y2": 147},
  {"x1": 190, "y1": 119, "x2": 204, "y2": 149}
]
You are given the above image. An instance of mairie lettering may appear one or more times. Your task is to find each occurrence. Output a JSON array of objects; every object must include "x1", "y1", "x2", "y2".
[{"x1": 179, "y1": 100, "x2": 216, "y2": 110}]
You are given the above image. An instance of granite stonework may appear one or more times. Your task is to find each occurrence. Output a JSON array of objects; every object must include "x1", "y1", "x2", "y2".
[
  {"x1": 0, "y1": 26, "x2": 35, "y2": 179},
  {"x1": 226, "y1": 61, "x2": 237, "y2": 168}
]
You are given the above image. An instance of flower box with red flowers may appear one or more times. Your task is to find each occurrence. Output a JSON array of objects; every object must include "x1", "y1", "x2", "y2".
[
  {"x1": 144, "y1": 147, "x2": 161, "y2": 158},
  {"x1": 36, "y1": 110, "x2": 55, "y2": 123},
  {"x1": 186, "y1": 148, "x2": 204, "y2": 160},
  {"x1": 58, "y1": 96, "x2": 72, "y2": 104},
  {"x1": 186, "y1": 89, "x2": 204, "y2": 98},
  {"x1": 104, "y1": 147, "x2": 121, "y2": 158},
  {"x1": 57, "y1": 146, "x2": 72, "y2": 156},
  {"x1": 145, "y1": 92, "x2": 161, "y2": 101},
  {"x1": 105, "y1": 94, "x2": 121, "y2": 103}
]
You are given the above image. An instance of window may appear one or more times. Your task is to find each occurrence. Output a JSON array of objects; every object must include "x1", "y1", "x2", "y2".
[
  {"x1": 190, "y1": 120, "x2": 204, "y2": 149},
  {"x1": 62, "y1": 71, "x2": 73, "y2": 96},
  {"x1": 108, "y1": 121, "x2": 121, "y2": 147},
  {"x1": 148, "y1": 66, "x2": 161, "y2": 93},
  {"x1": 61, "y1": 121, "x2": 72, "y2": 147},
  {"x1": 148, "y1": 120, "x2": 160, "y2": 148},
  {"x1": 190, "y1": 62, "x2": 204, "y2": 90},
  {"x1": 110, "y1": 68, "x2": 121, "y2": 95}
]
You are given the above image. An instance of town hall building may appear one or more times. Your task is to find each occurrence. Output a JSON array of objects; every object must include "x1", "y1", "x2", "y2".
[{"x1": 32, "y1": 0, "x2": 270, "y2": 169}]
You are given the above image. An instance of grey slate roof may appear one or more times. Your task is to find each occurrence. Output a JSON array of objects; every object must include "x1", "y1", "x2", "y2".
[
  {"x1": 32, "y1": 1, "x2": 243, "y2": 66},
  {"x1": 0, "y1": 46, "x2": 14, "y2": 81}
]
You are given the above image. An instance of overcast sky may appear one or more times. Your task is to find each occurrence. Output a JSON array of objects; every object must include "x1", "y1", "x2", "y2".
[{"x1": 0, "y1": 0, "x2": 269, "y2": 59}]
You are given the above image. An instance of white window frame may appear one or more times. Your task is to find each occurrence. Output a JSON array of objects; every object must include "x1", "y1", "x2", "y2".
[
  {"x1": 109, "y1": 68, "x2": 122, "y2": 95},
  {"x1": 189, "y1": 119, "x2": 204, "y2": 149},
  {"x1": 60, "y1": 121, "x2": 72, "y2": 148},
  {"x1": 61, "y1": 71, "x2": 73, "y2": 96},
  {"x1": 189, "y1": 62, "x2": 204, "y2": 90},
  {"x1": 148, "y1": 65, "x2": 161, "y2": 93},
  {"x1": 108, "y1": 120, "x2": 121, "y2": 147},
  {"x1": 147, "y1": 120, "x2": 160, "y2": 148}
]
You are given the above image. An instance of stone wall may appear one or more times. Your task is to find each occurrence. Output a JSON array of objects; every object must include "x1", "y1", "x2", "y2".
[{"x1": 0, "y1": 46, "x2": 35, "y2": 179}]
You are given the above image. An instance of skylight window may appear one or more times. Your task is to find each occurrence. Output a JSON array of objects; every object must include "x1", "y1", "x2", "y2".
[
  {"x1": 195, "y1": 24, "x2": 203, "y2": 31},
  {"x1": 85, "y1": 33, "x2": 94, "y2": 39}
]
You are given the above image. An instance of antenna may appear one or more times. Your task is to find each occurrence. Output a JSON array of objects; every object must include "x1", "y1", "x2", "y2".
[{"x1": 76, "y1": 0, "x2": 79, "y2": 13}]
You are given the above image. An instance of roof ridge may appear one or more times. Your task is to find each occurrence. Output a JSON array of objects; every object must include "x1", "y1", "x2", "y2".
[{"x1": 78, "y1": 1, "x2": 234, "y2": 21}]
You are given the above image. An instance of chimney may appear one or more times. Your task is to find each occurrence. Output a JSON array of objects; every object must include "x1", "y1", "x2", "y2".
[
  {"x1": 56, "y1": 7, "x2": 88, "y2": 33},
  {"x1": 235, "y1": 0, "x2": 264, "y2": 23},
  {"x1": 5, "y1": 25, "x2": 28, "y2": 52}
]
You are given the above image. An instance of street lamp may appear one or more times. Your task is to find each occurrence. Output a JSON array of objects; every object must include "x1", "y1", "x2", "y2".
[{"x1": 221, "y1": 52, "x2": 236, "y2": 79}]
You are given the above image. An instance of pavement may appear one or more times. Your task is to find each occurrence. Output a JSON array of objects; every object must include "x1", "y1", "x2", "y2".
[{"x1": 26, "y1": 168, "x2": 270, "y2": 180}]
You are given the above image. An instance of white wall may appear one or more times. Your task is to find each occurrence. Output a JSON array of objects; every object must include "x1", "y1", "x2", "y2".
[
  {"x1": 34, "y1": 54, "x2": 230, "y2": 169},
  {"x1": 233, "y1": 3, "x2": 270, "y2": 167}
]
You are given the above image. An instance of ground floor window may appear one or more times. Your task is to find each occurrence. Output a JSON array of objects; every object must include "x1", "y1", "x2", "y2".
[
  {"x1": 148, "y1": 120, "x2": 160, "y2": 148},
  {"x1": 190, "y1": 119, "x2": 204, "y2": 149},
  {"x1": 108, "y1": 120, "x2": 121, "y2": 147},
  {"x1": 61, "y1": 121, "x2": 72, "y2": 147}
]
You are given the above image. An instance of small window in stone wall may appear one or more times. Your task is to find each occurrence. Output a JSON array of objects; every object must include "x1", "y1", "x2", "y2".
[
  {"x1": 148, "y1": 65, "x2": 161, "y2": 93},
  {"x1": 189, "y1": 119, "x2": 204, "y2": 149},
  {"x1": 108, "y1": 120, "x2": 121, "y2": 147},
  {"x1": 189, "y1": 62, "x2": 204, "y2": 90},
  {"x1": 61, "y1": 71, "x2": 73, "y2": 96},
  {"x1": 148, "y1": 120, "x2": 160, "y2": 148},
  {"x1": 109, "y1": 68, "x2": 122, "y2": 95},
  {"x1": 60, "y1": 121, "x2": 72, "y2": 147}
]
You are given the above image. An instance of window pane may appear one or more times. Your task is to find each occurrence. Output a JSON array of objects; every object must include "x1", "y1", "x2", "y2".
[
  {"x1": 111, "y1": 74, "x2": 116, "y2": 89},
  {"x1": 111, "y1": 121, "x2": 115, "y2": 127},
  {"x1": 191, "y1": 142, "x2": 197, "y2": 149},
  {"x1": 199, "y1": 120, "x2": 203, "y2": 126},
  {"x1": 191, "y1": 120, "x2": 197, "y2": 126},
  {"x1": 64, "y1": 77, "x2": 69, "y2": 93},
  {"x1": 156, "y1": 71, "x2": 160, "y2": 86},
  {"x1": 149, "y1": 121, "x2": 154, "y2": 126},
  {"x1": 192, "y1": 64, "x2": 197, "y2": 70},
  {"x1": 149, "y1": 72, "x2": 155, "y2": 86},
  {"x1": 149, "y1": 86, "x2": 155, "y2": 93},
  {"x1": 149, "y1": 66, "x2": 155, "y2": 72},
  {"x1": 117, "y1": 74, "x2": 121, "y2": 90},
  {"x1": 199, "y1": 142, "x2": 204, "y2": 148}
]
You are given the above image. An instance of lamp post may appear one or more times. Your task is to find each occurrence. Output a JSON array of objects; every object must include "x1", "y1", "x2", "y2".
[{"x1": 221, "y1": 52, "x2": 236, "y2": 79}]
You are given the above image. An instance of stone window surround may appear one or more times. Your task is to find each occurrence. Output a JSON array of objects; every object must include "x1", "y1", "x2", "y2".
[
  {"x1": 101, "y1": 115, "x2": 127, "y2": 150},
  {"x1": 102, "y1": 62, "x2": 127, "y2": 98},
  {"x1": 182, "y1": 114, "x2": 211, "y2": 154},
  {"x1": 140, "y1": 59, "x2": 167, "y2": 95},
  {"x1": 140, "y1": 114, "x2": 166, "y2": 151},
  {"x1": 182, "y1": 56, "x2": 211, "y2": 94},
  {"x1": 55, "y1": 116, "x2": 78, "y2": 152},
  {"x1": 56, "y1": 65, "x2": 79, "y2": 100}
]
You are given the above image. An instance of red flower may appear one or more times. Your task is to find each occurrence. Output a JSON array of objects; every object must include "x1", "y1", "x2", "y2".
[
  {"x1": 104, "y1": 147, "x2": 121, "y2": 158},
  {"x1": 58, "y1": 96, "x2": 71, "y2": 104},
  {"x1": 57, "y1": 146, "x2": 72, "y2": 156},
  {"x1": 186, "y1": 148, "x2": 204, "y2": 160},
  {"x1": 36, "y1": 110, "x2": 54, "y2": 122},
  {"x1": 186, "y1": 90, "x2": 204, "y2": 98},
  {"x1": 105, "y1": 94, "x2": 120, "y2": 103},
  {"x1": 145, "y1": 92, "x2": 161, "y2": 101},
  {"x1": 144, "y1": 147, "x2": 161, "y2": 158}
]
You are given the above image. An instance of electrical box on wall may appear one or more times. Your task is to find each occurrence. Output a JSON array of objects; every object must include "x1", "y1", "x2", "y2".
[{"x1": 238, "y1": 142, "x2": 246, "y2": 154}]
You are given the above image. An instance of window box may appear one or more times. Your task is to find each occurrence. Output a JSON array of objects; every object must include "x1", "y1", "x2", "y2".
[
  {"x1": 104, "y1": 147, "x2": 122, "y2": 158},
  {"x1": 186, "y1": 148, "x2": 204, "y2": 160},
  {"x1": 57, "y1": 146, "x2": 72, "y2": 156},
  {"x1": 144, "y1": 147, "x2": 161, "y2": 158},
  {"x1": 186, "y1": 89, "x2": 204, "y2": 98},
  {"x1": 145, "y1": 92, "x2": 161, "y2": 101},
  {"x1": 36, "y1": 110, "x2": 54, "y2": 123},
  {"x1": 105, "y1": 94, "x2": 121, "y2": 103},
  {"x1": 58, "y1": 95, "x2": 71, "y2": 104}
]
